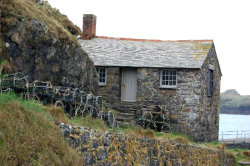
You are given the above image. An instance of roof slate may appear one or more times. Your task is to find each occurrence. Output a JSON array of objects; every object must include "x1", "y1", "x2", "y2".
[{"x1": 79, "y1": 37, "x2": 213, "y2": 68}]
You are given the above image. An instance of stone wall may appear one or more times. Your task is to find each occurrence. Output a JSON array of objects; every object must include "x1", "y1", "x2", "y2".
[
  {"x1": 97, "y1": 46, "x2": 222, "y2": 142},
  {"x1": 136, "y1": 68, "x2": 203, "y2": 141},
  {"x1": 198, "y1": 43, "x2": 222, "y2": 142},
  {"x1": 59, "y1": 123, "x2": 235, "y2": 166}
]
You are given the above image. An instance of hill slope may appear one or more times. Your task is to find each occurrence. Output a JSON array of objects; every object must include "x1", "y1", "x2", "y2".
[
  {"x1": 0, "y1": 0, "x2": 98, "y2": 93},
  {"x1": 220, "y1": 89, "x2": 250, "y2": 114},
  {"x1": 0, "y1": 92, "x2": 82, "y2": 165}
]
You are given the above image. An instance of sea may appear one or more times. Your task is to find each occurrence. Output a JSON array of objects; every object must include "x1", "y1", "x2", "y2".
[{"x1": 219, "y1": 114, "x2": 250, "y2": 140}]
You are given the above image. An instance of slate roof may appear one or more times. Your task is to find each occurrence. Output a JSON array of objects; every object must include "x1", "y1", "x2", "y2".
[{"x1": 79, "y1": 37, "x2": 213, "y2": 68}]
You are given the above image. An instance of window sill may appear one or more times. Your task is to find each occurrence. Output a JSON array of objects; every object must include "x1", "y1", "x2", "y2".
[
  {"x1": 160, "y1": 86, "x2": 177, "y2": 89},
  {"x1": 98, "y1": 83, "x2": 106, "y2": 87}
]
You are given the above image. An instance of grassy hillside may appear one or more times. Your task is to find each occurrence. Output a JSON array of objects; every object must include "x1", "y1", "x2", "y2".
[
  {"x1": 0, "y1": 0, "x2": 82, "y2": 58},
  {"x1": 220, "y1": 94, "x2": 250, "y2": 114},
  {"x1": 0, "y1": 0, "x2": 81, "y2": 42},
  {"x1": 0, "y1": 92, "x2": 82, "y2": 166}
]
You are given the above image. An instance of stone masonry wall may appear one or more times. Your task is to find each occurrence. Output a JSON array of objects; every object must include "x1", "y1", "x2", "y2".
[
  {"x1": 99, "y1": 67, "x2": 205, "y2": 141},
  {"x1": 136, "y1": 68, "x2": 203, "y2": 141},
  {"x1": 198, "y1": 43, "x2": 222, "y2": 142},
  {"x1": 59, "y1": 123, "x2": 235, "y2": 166},
  {"x1": 99, "y1": 67, "x2": 121, "y2": 107},
  {"x1": 97, "y1": 46, "x2": 221, "y2": 142}
]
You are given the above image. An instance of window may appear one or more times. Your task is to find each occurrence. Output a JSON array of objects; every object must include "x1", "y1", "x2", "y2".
[
  {"x1": 160, "y1": 69, "x2": 177, "y2": 88},
  {"x1": 97, "y1": 68, "x2": 107, "y2": 86},
  {"x1": 208, "y1": 69, "x2": 214, "y2": 96}
]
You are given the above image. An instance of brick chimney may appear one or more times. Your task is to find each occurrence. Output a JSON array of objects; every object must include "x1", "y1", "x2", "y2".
[{"x1": 82, "y1": 14, "x2": 96, "y2": 39}]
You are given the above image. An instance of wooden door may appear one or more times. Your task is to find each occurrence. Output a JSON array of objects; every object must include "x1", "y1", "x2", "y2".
[{"x1": 121, "y1": 68, "x2": 137, "y2": 102}]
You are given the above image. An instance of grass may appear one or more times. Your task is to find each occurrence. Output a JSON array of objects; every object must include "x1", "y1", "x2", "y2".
[
  {"x1": 0, "y1": 0, "x2": 81, "y2": 45},
  {"x1": 227, "y1": 148, "x2": 250, "y2": 164},
  {"x1": 69, "y1": 115, "x2": 108, "y2": 131},
  {"x1": 0, "y1": 92, "x2": 245, "y2": 165},
  {"x1": 221, "y1": 93, "x2": 250, "y2": 109},
  {"x1": 0, "y1": 92, "x2": 82, "y2": 165},
  {"x1": 107, "y1": 125, "x2": 193, "y2": 142}
]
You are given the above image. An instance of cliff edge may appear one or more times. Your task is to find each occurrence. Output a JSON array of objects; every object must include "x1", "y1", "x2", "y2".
[{"x1": 0, "y1": 0, "x2": 98, "y2": 93}]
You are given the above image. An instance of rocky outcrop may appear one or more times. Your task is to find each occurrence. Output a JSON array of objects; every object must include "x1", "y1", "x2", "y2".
[
  {"x1": 222, "y1": 89, "x2": 240, "y2": 96},
  {"x1": 1, "y1": 19, "x2": 98, "y2": 93},
  {"x1": 59, "y1": 123, "x2": 236, "y2": 166}
]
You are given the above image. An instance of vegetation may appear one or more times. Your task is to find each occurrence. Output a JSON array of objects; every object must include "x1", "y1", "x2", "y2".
[
  {"x1": 69, "y1": 115, "x2": 108, "y2": 131},
  {"x1": 220, "y1": 93, "x2": 250, "y2": 114},
  {"x1": 0, "y1": 92, "x2": 247, "y2": 165},
  {"x1": 0, "y1": 92, "x2": 82, "y2": 165},
  {"x1": 227, "y1": 148, "x2": 250, "y2": 165},
  {"x1": 0, "y1": 0, "x2": 81, "y2": 53}
]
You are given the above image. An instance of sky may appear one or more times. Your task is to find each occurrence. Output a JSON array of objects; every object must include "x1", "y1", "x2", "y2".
[{"x1": 47, "y1": 0, "x2": 250, "y2": 95}]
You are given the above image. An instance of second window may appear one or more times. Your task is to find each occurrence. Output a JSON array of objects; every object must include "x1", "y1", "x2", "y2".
[{"x1": 160, "y1": 69, "x2": 177, "y2": 88}]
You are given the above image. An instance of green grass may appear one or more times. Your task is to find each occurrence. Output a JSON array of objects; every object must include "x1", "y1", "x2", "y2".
[
  {"x1": 0, "y1": 92, "x2": 82, "y2": 165},
  {"x1": 0, "y1": 92, "x2": 244, "y2": 165},
  {"x1": 221, "y1": 94, "x2": 250, "y2": 108},
  {"x1": 227, "y1": 148, "x2": 250, "y2": 163},
  {"x1": 69, "y1": 115, "x2": 108, "y2": 131}
]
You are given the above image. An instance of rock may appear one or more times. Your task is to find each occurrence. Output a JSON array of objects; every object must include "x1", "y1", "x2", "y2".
[
  {"x1": 1, "y1": 19, "x2": 98, "y2": 94},
  {"x1": 5, "y1": 43, "x2": 9, "y2": 48},
  {"x1": 222, "y1": 89, "x2": 240, "y2": 96},
  {"x1": 76, "y1": 35, "x2": 81, "y2": 39}
]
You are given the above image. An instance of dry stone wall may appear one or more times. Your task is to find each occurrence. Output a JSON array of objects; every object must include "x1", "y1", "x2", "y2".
[{"x1": 59, "y1": 123, "x2": 235, "y2": 166}]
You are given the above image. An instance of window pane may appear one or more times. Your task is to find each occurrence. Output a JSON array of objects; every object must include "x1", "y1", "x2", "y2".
[
  {"x1": 97, "y1": 68, "x2": 106, "y2": 84},
  {"x1": 161, "y1": 70, "x2": 177, "y2": 87}
]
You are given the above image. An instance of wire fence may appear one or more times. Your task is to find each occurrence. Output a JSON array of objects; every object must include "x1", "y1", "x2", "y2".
[{"x1": 219, "y1": 130, "x2": 250, "y2": 142}]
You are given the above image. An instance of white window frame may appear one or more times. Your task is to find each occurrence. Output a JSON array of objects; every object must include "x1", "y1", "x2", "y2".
[
  {"x1": 97, "y1": 67, "x2": 107, "y2": 86},
  {"x1": 160, "y1": 69, "x2": 177, "y2": 88}
]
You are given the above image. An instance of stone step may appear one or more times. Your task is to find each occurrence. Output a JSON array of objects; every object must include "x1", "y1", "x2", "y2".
[
  {"x1": 117, "y1": 109, "x2": 137, "y2": 114},
  {"x1": 118, "y1": 121, "x2": 135, "y2": 127},
  {"x1": 116, "y1": 117, "x2": 134, "y2": 122},
  {"x1": 117, "y1": 112, "x2": 135, "y2": 117}
]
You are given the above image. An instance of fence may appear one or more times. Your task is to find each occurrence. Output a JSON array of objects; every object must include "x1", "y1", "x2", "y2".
[{"x1": 219, "y1": 130, "x2": 250, "y2": 142}]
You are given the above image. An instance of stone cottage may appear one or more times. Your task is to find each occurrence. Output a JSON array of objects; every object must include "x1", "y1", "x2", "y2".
[{"x1": 79, "y1": 14, "x2": 222, "y2": 142}]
